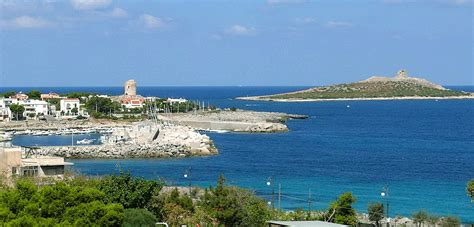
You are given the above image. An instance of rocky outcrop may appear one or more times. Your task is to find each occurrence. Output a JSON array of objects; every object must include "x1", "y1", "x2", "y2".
[{"x1": 363, "y1": 70, "x2": 446, "y2": 90}]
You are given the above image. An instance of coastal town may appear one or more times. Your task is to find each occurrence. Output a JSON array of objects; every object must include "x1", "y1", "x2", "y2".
[
  {"x1": 1, "y1": 0, "x2": 473, "y2": 226},
  {"x1": 0, "y1": 79, "x2": 306, "y2": 181}
]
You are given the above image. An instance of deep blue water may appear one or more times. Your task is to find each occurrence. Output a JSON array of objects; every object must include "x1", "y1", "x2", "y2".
[{"x1": 3, "y1": 86, "x2": 474, "y2": 222}]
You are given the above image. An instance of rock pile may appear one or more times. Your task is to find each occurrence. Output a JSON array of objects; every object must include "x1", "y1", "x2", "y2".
[{"x1": 35, "y1": 143, "x2": 217, "y2": 159}]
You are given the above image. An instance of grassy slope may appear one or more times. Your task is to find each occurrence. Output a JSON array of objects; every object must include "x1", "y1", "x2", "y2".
[{"x1": 268, "y1": 81, "x2": 468, "y2": 99}]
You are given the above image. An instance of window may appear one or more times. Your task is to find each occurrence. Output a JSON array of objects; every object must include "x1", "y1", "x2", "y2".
[
  {"x1": 11, "y1": 167, "x2": 17, "y2": 175},
  {"x1": 21, "y1": 166, "x2": 38, "y2": 177}
]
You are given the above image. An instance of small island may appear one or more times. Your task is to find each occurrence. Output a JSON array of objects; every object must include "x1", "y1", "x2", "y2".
[{"x1": 237, "y1": 70, "x2": 474, "y2": 102}]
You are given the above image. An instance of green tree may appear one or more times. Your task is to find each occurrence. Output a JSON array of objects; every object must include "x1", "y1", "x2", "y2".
[
  {"x1": 324, "y1": 192, "x2": 358, "y2": 226},
  {"x1": 0, "y1": 178, "x2": 124, "y2": 226},
  {"x1": 427, "y1": 214, "x2": 439, "y2": 226},
  {"x1": 467, "y1": 179, "x2": 474, "y2": 202},
  {"x1": 412, "y1": 210, "x2": 428, "y2": 227},
  {"x1": 368, "y1": 203, "x2": 384, "y2": 227},
  {"x1": 9, "y1": 104, "x2": 25, "y2": 121},
  {"x1": 1, "y1": 91, "x2": 15, "y2": 98},
  {"x1": 98, "y1": 172, "x2": 162, "y2": 209},
  {"x1": 440, "y1": 216, "x2": 460, "y2": 227},
  {"x1": 123, "y1": 208, "x2": 157, "y2": 227},
  {"x1": 85, "y1": 96, "x2": 121, "y2": 118},
  {"x1": 71, "y1": 107, "x2": 79, "y2": 115},
  {"x1": 26, "y1": 90, "x2": 41, "y2": 100},
  {"x1": 200, "y1": 175, "x2": 271, "y2": 226}
]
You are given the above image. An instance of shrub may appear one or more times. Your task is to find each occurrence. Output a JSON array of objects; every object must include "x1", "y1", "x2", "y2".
[{"x1": 123, "y1": 208, "x2": 157, "y2": 227}]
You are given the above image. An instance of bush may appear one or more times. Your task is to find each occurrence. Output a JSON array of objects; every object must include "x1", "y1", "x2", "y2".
[
  {"x1": 98, "y1": 172, "x2": 163, "y2": 209},
  {"x1": 123, "y1": 209, "x2": 157, "y2": 227}
]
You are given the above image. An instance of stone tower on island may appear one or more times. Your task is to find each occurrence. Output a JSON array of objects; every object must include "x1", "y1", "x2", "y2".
[{"x1": 124, "y1": 80, "x2": 137, "y2": 96}]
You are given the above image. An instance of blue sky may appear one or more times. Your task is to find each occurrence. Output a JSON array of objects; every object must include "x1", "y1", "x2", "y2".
[{"x1": 0, "y1": 0, "x2": 472, "y2": 87}]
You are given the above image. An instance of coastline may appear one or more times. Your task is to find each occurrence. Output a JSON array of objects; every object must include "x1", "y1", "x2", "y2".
[{"x1": 236, "y1": 95, "x2": 474, "y2": 102}]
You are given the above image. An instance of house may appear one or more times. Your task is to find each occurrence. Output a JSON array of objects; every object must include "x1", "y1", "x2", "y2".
[
  {"x1": 0, "y1": 98, "x2": 50, "y2": 120},
  {"x1": 10, "y1": 93, "x2": 28, "y2": 100},
  {"x1": 121, "y1": 96, "x2": 145, "y2": 109},
  {"x1": 41, "y1": 92, "x2": 61, "y2": 100},
  {"x1": 0, "y1": 146, "x2": 73, "y2": 182},
  {"x1": 60, "y1": 98, "x2": 80, "y2": 115},
  {"x1": 0, "y1": 98, "x2": 13, "y2": 121},
  {"x1": 18, "y1": 99, "x2": 49, "y2": 119}
]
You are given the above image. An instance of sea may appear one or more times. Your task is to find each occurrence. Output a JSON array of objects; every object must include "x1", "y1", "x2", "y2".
[{"x1": 3, "y1": 86, "x2": 474, "y2": 222}]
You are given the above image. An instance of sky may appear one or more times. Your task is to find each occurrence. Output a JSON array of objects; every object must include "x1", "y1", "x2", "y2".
[{"x1": 0, "y1": 0, "x2": 472, "y2": 87}]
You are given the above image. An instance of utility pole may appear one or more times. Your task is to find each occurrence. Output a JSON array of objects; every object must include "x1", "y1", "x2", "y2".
[
  {"x1": 308, "y1": 189, "x2": 312, "y2": 218},
  {"x1": 267, "y1": 177, "x2": 275, "y2": 210},
  {"x1": 278, "y1": 183, "x2": 281, "y2": 210}
]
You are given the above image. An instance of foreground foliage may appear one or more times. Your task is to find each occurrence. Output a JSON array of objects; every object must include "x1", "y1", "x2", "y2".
[
  {"x1": 0, "y1": 179, "x2": 124, "y2": 226},
  {"x1": 0, "y1": 174, "x2": 273, "y2": 226}
]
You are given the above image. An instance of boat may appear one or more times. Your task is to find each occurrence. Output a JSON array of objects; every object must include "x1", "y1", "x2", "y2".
[
  {"x1": 0, "y1": 132, "x2": 12, "y2": 141},
  {"x1": 76, "y1": 139, "x2": 95, "y2": 145}
]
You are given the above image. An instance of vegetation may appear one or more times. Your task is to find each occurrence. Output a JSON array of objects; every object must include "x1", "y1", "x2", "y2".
[
  {"x1": 266, "y1": 80, "x2": 469, "y2": 100},
  {"x1": 0, "y1": 174, "x2": 273, "y2": 226},
  {"x1": 412, "y1": 210, "x2": 460, "y2": 227},
  {"x1": 368, "y1": 203, "x2": 384, "y2": 227},
  {"x1": 323, "y1": 192, "x2": 358, "y2": 225},
  {"x1": 467, "y1": 179, "x2": 474, "y2": 202},
  {"x1": 9, "y1": 104, "x2": 25, "y2": 121},
  {"x1": 145, "y1": 99, "x2": 206, "y2": 113},
  {"x1": 84, "y1": 96, "x2": 121, "y2": 119},
  {"x1": 64, "y1": 92, "x2": 97, "y2": 101},
  {"x1": 26, "y1": 90, "x2": 41, "y2": 100},
  {"x1": 0, "y1": 91, "x2": 16, "y2": 98},
  {"x1": 1, "y1": 174, "x2": 465, "y2": 226},
  {"x1": 123, "y1": 209, "x2": 157, "y2": 227},
  {"x1": 0, "y1": 179, "x2": 124, "y2": 226},
  {"x1": 47, "y1": 98, "x2": 61, "y2": 111}
]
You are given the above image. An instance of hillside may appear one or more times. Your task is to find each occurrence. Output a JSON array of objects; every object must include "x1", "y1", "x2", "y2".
[{"x1": 243, "y1": 70, "x2": 471, "y2": 101}]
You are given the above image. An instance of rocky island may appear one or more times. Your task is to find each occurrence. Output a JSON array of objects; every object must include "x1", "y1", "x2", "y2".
[{"x1": 237, "y1": 70, "x2": 474, "y2": 102}]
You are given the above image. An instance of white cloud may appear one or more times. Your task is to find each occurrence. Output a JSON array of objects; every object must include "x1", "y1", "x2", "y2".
[
  {"x1": 325, "y1": 21, "x2": 353, "y2": 28},
  {"x1": 209, "y1": 34, "x2": 223, "y2": 40},
  {"x1": 139, "y1": 14, "x2": 165, "y2": 29},
  {"x1": 71, "y1": 0, "x2": 111, "y2": 10},
  {"x1": 294, "y1": 17, "x2": 317, "y2": 24},
  {"x1": 225, "y1": 25, "x2": 256, "y2": 36},
  {"x1": 108, "y1": 7, "x2": 128, "y2": 18},
  {"x1": 0, "y1": 16, "x2": 53, "y2": 29}
]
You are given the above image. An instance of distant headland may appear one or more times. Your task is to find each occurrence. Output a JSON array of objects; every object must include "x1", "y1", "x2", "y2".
[{"x1": 237, "y1": 70, "x2": 474, "y2": 102}]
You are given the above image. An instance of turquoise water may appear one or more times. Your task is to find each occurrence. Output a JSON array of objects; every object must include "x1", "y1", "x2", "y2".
[{"x1": 5, "y1": 86, "x2": 474, "y2": 222}]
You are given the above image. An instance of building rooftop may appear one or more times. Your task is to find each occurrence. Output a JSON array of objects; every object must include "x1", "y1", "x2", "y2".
[{"x1": 22, "y1": 157, "x2": 74, "y2": 166}]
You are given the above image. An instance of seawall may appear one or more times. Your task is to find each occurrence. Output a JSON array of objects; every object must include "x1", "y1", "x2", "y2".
[{"x1": 33, "y1": 143, "x2": 217, "y2": 159}]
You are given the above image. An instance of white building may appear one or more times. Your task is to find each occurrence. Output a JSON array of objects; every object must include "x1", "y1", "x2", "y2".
[
  {"x1": 18, "y1": 99, "x2": 49, "y2": 119},
  {"x1": 0, "y1": 98, "x2": 13, "y2": 121},
  {"x1": 167, "y1": 98, "x2": 187, "y2": 104},
  {"x1": 60, "y1": 98, "x2": 81, "y2": 115},
  {"x1": 0, "y1": 98, "x2": 48, "y2": 120}
]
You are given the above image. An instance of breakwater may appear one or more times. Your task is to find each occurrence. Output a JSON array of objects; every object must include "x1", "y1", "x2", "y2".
[{"x1": 33, "y1": 143, "x2": 217, "y2": 159}]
